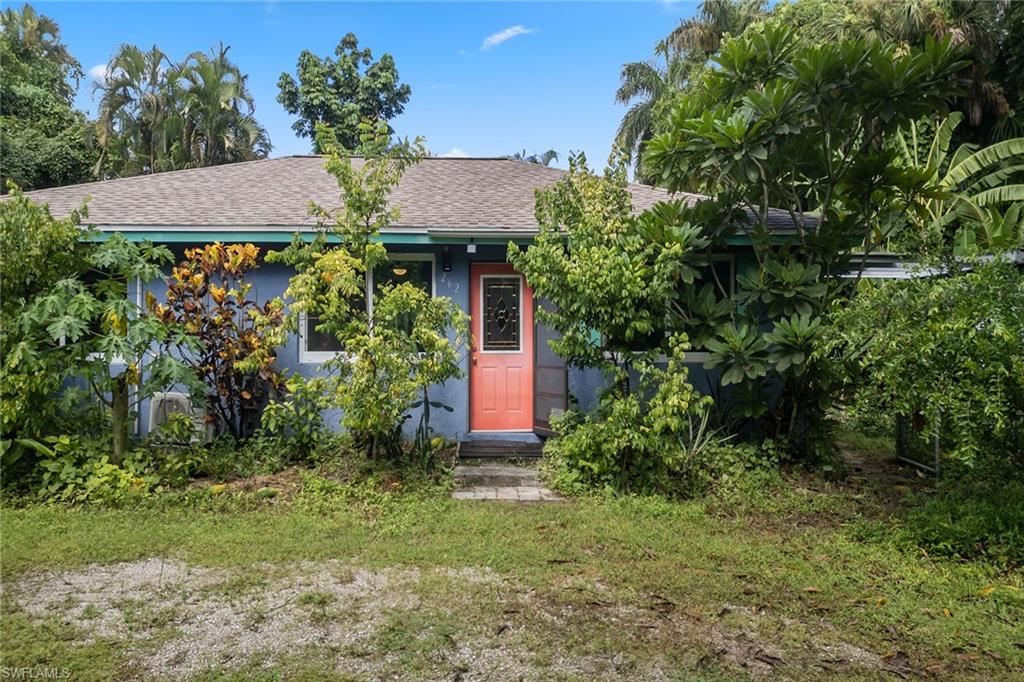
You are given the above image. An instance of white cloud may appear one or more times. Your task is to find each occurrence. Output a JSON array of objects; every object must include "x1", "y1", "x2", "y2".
[
  {"x1": 88, "y1": 63, "x2": 109, "y2": 83},
  {"x1": 481, "y1": 25, "x2": 535, "y2": 50},
  {"x1": 440, "y1": 147, "x2": 468, "y2": 158}
]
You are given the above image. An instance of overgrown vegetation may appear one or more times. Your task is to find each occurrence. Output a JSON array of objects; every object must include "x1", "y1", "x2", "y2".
[
  {"x1": 828, "y1": 259, "x2": 1024, "y2": 470},
  {"x1": 268, "y1": 122, "x2": 468, "y2": 465},
  {"x1": 2, "y1": 455, "x2": 1022, "y2": 678}
]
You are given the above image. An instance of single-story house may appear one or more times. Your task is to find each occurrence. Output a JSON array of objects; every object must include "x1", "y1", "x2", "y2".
[{"x1": 16, "y1": 156, "x2": 769, "y2": 452}]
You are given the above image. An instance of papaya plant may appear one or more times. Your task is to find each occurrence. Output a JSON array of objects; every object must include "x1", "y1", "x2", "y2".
[{"x1": 19, "y1": 233, "x2": 194, "y2": 459}]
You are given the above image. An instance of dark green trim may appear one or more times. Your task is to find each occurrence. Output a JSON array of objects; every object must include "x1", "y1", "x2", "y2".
[{"x1": 89, "y1": 230, "x2": 534, "y2": 246}]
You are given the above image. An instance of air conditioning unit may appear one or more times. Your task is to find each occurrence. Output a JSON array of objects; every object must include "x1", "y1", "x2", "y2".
[{"x1": 149, "y1": 392, "x2": 213, "y2": 443}]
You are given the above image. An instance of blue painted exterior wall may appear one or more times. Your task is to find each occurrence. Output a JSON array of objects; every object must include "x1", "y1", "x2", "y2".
[{"x1": 134, "y1": 240, "x2": 719, "y2": 440}]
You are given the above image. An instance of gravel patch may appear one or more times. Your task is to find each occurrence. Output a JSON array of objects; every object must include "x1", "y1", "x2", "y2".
[{"x1": 10, "y1": 559, "x2": 884, "y2": 680}]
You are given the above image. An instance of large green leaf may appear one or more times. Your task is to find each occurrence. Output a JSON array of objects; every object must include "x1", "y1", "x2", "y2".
[
  {"x1": 965, "y1": 164, "x2": 1024, "y2": 194},
  {"x1": 947, "y1": 138, "x2": 1024, "y2": 186},
  {"x1": 926, "y1": 112, "x2": 962, "y2": 177},
  {"x1": 972, "y1": 184, "x2": 1024, "y2": 207}
]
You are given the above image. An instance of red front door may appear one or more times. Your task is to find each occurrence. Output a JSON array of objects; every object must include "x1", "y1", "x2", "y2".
[{"x1": 469, "y1": 263, "x2": 534, "y2": 431}]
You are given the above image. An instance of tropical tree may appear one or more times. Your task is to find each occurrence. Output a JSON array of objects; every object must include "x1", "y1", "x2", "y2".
[
  {"x1": 509, "y1": 149, "x2": 559, "y2": 166},
  {"x1": 771, "y1": 0, "x2": 1017, "y2": 144},
  {"x1": 896, "y1": 111, "x2": 1024, "y2": 255},
  {"x1": 614, "y1": 41, "x2": 684, "y2": 173},
  {"x1": 615, "y1": 0, "x2": 767, "y2": 175},
  {"x1": 270, "y1": 122, "x2": 466, "y2": 461},
  {"x1": 277, "y1": 33, "x2": 412, "y2": 153},
  {"x1": 508, "y1": 155, "x2": 711, "y2": 492},
  {"x1": 642, "y1": 24, "x2": 966, "y2": 457},
  {"x1": 667, "y1": 0, "x2": 767, "y2": 62},
  {"x1": 0, "y1": 4, "x2": 96, "y2": 191},
  {"x1": 13, "y1": 232, "x2": 195, "y2": 459},
  {"x1": 94, "y1": 44, "x2": 174, "y2": 176},
  {"x1": 94, "y1": 42, "x2": 271, "y2": 178},
  {"x1": 175, "y1": 44, "x2": 271, "y2": 167}
]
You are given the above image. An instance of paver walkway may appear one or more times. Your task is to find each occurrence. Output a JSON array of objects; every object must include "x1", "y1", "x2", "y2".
[{"x1": 451, "y1": 464, "x2": 564, "y2": 502}]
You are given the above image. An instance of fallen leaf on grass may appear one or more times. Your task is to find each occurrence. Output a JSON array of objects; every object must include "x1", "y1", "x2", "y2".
[
  {"x1": 979, "y1": 585, "x2": 996, "y2": 597},
  {"x1": 876, "y1": 596, "x2": 887, "y2": 607},
  {"x1": 882, "y1": 651, "x2": 917, "y2": 678},
  {"x1": 943, "y1": 608, "x2": 953, "y2": 618},
  {"x1": 957, "y1": 652, "x2": 980, "y2": 662},
  {"x1": 803, "y1": 586, "x2": 822, "y2": 593}
]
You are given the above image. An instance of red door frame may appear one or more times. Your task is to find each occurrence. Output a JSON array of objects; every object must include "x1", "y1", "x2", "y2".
[{"x1": 469, "y1": 263, "x2": 534, "y2": 431}]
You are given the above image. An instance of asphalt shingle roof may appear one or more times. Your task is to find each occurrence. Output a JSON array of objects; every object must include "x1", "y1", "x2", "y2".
[{"x1": 16, "y1": 156, "x2": 686, "y2": 232}]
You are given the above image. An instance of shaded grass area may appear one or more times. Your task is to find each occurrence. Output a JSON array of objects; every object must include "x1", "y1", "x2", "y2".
[{"x1": 2, "y1": 461, "x2": 1023, "y2": 680}]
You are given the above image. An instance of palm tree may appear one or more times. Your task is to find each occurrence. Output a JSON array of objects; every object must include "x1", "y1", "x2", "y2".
[
  {"x1": 614, "y1": 1, "x2": 765, "y2": 175},
  {"x1": 176, "y1": 43, "x2": 271, "y2": 167},
  {"x1": 614, "y1": 42, "x2": 680, "y2": 174},
  {"x1": 510, "y1": 149, "x2": 559, "y2": 166},
  {"x1": 94, "y1": 42, "x2": 271, "y2": 178},
  {"x1": 94, "y1": 44, "x2": 174, "y2": 176},
  {"x1": 667, "y1": 0, "x2": 766, "y2": 62}
]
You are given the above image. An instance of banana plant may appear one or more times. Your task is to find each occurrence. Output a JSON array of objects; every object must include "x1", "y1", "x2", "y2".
[
  {"x1": 897, "y1": 112, "x2": 1024, "y2": 253},
  {"x1": 953, "y1": 204, "x2": 1024, "y2": 256}
]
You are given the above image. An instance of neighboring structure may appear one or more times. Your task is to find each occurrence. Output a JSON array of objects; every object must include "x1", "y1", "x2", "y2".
[{"x1": 19, "y1": 156, "x2": 739, "y2": 442}]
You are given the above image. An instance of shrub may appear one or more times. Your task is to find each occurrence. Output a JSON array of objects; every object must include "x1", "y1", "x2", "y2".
[
  {"x1": 544, "y1": 336, "x2": 718, "y2": 495},
  {"x1": 24, "y1": 435, "x2": 153, "y2": 503},
  {"x1": 1, "y1": 188, "x2": 90, "y2": 476},
  {"x1": 152, "y1": 243, "x2": 286, "y2": 440},
  {"x1": 270, "y1": 123, "x2": 466, "y2": 464},
  {"x1": 827, "y1": 259, "x2": 1024, "y2": 471},
  {"x1": 511, "y1": 156, "x2": 713, "y2": 494},
  {"x1": 260, "y1": 375, "x2": 331, "y2": 462}
]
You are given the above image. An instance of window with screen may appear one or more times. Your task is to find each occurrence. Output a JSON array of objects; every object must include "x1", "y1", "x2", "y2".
[
  {"x1": 372, "y1": 258, "x2": 433, "y2": 297},
  {"x1": 372, "y1": 256, "x2": 435, "y2": 337}
]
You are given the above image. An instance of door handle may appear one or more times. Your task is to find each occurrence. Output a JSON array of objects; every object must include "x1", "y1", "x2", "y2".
[{"x1": 472, "y1": 357, "x2": 478, "y2": 365}]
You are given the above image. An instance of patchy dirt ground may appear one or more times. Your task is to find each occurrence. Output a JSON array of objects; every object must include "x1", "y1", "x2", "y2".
[{"x1": 8, "y1": 558, "x2": 892, "y2": 680}]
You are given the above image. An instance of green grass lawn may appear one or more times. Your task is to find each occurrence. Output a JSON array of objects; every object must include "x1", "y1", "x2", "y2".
[{"x1": 2, "y1": 459, "x2": 1022, "y2": 680}]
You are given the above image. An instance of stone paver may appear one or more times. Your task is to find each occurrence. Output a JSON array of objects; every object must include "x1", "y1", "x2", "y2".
[
  {"x1": 451, "y1": 463, "x2": 564, "y2": 502},
  {"x1": 451, "y1": 485, "x2": 564, "y2": 502}
]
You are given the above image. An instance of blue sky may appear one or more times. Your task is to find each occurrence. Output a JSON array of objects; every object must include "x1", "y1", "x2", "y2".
[{"x1": 34, "y1": 1, "x2": 698, "y2": 167}]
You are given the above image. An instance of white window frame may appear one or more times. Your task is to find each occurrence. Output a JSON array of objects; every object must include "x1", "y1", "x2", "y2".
[
  {"x1": 73, "y1": 275, "x2": 142, "y2": 365},
  {"x1": 298, "y1": 253, "x2": 437, "y2": 364},
  {"x1": 478, "y1": 273, "x2": 524, "y2": 354}
]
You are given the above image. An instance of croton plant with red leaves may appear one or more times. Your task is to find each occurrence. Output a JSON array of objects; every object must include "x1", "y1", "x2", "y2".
[{"x1": 151, "y1": 243, "x2": 286, "y2": 440}]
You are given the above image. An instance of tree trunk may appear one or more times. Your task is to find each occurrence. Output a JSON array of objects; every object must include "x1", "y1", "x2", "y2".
[{"x1": 111, "y1": 376, "x2": 130, "y2": 463}]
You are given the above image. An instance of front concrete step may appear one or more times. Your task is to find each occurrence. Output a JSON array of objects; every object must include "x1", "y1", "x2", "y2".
[
  {"x1": 457, "y1": 439, "x2": 543, "y2": 459},
  {"x1": 453, "y1": 464, "x2": 540, "y2": 488}
]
